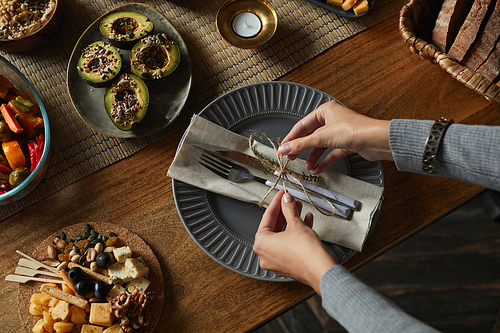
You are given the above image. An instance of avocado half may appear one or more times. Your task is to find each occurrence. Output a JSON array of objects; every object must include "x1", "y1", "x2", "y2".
[
  {"x1": 100, "y1": 11, "x2": 154, "y2": 49},
  {"x1": 77, "y1": 41, "x2": 122, "y2": 87},
  {"x1": 104, "y1": 74, "x2": 150, "y2": 131},
  {"x1": 130, "y1": 33, "x2": 180, "y2": 80}
]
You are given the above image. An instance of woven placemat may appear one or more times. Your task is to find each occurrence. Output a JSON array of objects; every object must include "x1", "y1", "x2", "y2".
[{"x1": 0, "y1": 0, "x2": 408, "y2": 220}]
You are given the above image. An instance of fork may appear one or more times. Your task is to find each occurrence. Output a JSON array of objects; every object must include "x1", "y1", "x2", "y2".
[{"x1": 198, "y1": 151, "x2": 351, "y2": 218}]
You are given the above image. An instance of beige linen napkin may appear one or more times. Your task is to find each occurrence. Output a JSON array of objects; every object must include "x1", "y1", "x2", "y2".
[{"x1": 167, "y1": 115, "x2": 384, "y2": 252}]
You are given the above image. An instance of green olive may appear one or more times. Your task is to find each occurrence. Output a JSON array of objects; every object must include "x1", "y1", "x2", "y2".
[
  {"x1": 9, "y1": 167, "x2": 30, "y2": 187},
  {"x1": 0, "y1": 120, "x2": 14, "y2": 142}
]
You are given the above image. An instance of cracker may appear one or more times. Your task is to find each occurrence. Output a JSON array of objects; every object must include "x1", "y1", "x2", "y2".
[
  {"x1": 58, "y1": 270, "x2": 77, "y2": 295},
  {"x1": 40, "y1": 284, "x2": 89, "y2": 309},
  {"x1": 67, "y1": 262, "x2": 109, "y2": 283}
]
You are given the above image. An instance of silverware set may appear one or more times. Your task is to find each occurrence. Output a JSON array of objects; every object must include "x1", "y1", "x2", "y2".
[{"x1": 197, "y1": 149, "x2": 357, "y2": 219}]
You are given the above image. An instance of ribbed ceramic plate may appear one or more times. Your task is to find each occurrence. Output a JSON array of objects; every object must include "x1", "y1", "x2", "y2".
[
  {"x1": 172, "y1": 82, "x2": 383, "y2": 281},
  {"x1": 67, "y1": 3, "x2": 192, "y2": 138}
]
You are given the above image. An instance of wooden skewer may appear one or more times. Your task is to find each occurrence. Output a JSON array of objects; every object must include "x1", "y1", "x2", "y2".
[
  {"x1": 15, "y1": 266, "x2": 61, "y2": 278},
  {"x1": 18, "y1": 258, "x2": 59, "y2": 272},
  {"x1": 5, "y1": 275, "x2": 64, "y2": 284},
  {"x1": 18, "y1": 258, "x2": 46, "y2": 270},
  {"x1": 16, "y1": 250, "x2": 59, "y2": 274}
]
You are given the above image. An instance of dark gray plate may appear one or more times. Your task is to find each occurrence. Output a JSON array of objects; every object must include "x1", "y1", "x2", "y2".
[
  {"x1": 67, "y1": 3, "x2": 192, "y2": 138},
  {"x1": 172, "y1": 82, "x2": 383, "y2": 281}
]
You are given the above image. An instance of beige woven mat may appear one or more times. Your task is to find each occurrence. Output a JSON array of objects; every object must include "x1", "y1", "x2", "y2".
[{"x1": 0, "y1": 0, "x2": 408, "y2": 220}]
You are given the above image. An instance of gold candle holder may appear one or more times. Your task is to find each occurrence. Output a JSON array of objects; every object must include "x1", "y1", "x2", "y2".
[{"x1": 216, "y1": 0, "x2": 278, "y2": 49}]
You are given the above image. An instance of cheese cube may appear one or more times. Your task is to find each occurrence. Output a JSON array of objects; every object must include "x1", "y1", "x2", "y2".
[
  {"x1": 327, "y1": 0, "x2": 343, "y2": 6},
  {"x1": 53, "y1": 322, "x2": 74, "y2": 333},
  {"x1": 106, "y1": 284, "x2": 125, "y2": 302},
  {"x1": 31, "y1": 293, "x2": 53, "y2": 306},
  {"x1": 81, "y1": 324, "x2": 104, "y2": 333},
  {"x1": 42, "y1": 311, "x2": 54, "y2": 333},
  {"x1": 48, "y1": 297, "x2": 59, "y2": 308},
  {"x1": 89, "y1": 303, "x2": 113, "y2": 327},
  {"x1": 29, "y1": 303, "x2": 49, "y2": 316},
  {"x1": 71, "y1": 306, "x2": 88, "y2": 326},
  {"x1": 107, "y1": 262, "x2": 134, "y2": 284},
  {"x1": 113, "y1": 246, "x2": 132, "y2": 263},
  {"x1": 50, "y1": 300, "x2": 71, "y2": 321},
  {"x1": 353, "y1": 0, "x2": 369, "y2": 14},
  {"x1": 103, "y1": 324, "x2": 124, "y2": 333},
  {"x1": 32, "y1": 319, "x2": 45, "y2": 333},
  {"x1": 127, "y1": 276, "x2": 150, "y2": 294},
  {"x1": 62, "y1": 283, "x2": 74, "y2": 295},
  {"x1": 125, "y1": 257, "x2": 149, "y2": 279},
  {"x1": 342, "y1": 0, "x2": 357, "y2": 10}
]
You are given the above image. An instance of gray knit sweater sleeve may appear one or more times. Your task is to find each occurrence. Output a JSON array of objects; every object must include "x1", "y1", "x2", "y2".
[
  {"x1": 319, "y1": 120, "x2": 500, "y2": 332},
  {"x1": 320, "y1": 266, "x2": 440, "y2": 332},
  {"x1": 389, "y1": 119, "x2": 500, "y2": 191}
]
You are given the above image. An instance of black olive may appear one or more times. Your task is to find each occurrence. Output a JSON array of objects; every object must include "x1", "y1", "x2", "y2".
[
  {"x1": 75, "y1": 278, "x2": 93, "y2": 296},
  {"x1": 94, "y1": 281, "x2": 109, "y2": 299},
  {"x1": 67, "y1": 267, "x2": 84, "y2": 283},
  {"x1": 95, "y1": 252, "x2": 112, "y2": 268}
]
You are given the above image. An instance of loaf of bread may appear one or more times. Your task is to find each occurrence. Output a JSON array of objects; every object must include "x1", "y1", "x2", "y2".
[
  {"x1": 432, "y1": 0, "x2": 476, "y2": 52},
  {"x1": 447, "y1": 0, "x2": 493, "y2": 62},
  {"x1": 476, "y1": 40, "x2": 500, "y2": 81},
  {"x1": 461, "y1": 0, "x2": 500, "y2": 71},
  {"x1": 431, "y1": 0, "x2": 500, "y2": 82}
]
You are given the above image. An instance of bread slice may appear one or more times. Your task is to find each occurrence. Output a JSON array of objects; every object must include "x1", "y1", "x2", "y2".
[
  {"x1": 432, "y1": 0, "x2": 476, "y2": 52},
  {"x1": 462, "y1": 0, "x2": 500, "y2": 70},
  {"x1": 476, "y1": 38, "x2": 500, "y2": 81},
  {"x1": 448, "y1": 0, "x2": 494, "y2": 62}
]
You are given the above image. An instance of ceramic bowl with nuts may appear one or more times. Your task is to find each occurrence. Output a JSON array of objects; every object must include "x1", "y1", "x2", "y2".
[{"x1": 0, "y1": 0, "x2": 63, "y2": 53}]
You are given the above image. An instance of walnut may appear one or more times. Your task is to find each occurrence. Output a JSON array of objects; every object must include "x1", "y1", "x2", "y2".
[{"x1": 109, "y1": 288, "x2": 155, "y2": 332}]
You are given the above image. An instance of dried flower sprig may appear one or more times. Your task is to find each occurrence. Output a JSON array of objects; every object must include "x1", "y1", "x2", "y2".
[
  {"x1": 248, "y1": 132, "x2": 333, "y2": 216},
  {"x1": 250, "y1": 134, "x2": 320, "y2": 183}
]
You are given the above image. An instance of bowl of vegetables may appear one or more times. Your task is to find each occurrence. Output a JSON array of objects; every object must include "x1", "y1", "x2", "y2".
[{"x1": 0, "y1": 55, "x2": 49, "y2": 205}]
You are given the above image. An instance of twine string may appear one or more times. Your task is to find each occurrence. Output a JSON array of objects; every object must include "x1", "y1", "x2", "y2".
[{"x1": 249, "y1": 133, "x2": 335, "y2": 216}]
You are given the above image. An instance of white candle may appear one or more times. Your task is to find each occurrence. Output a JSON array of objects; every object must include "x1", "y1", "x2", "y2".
[{"x1": 231, "y1": 12, "x2": 262, "y2": 38}]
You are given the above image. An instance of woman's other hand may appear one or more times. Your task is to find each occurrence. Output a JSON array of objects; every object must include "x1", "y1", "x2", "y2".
[{"x1": 253, "y1": 189, "x2": 337, "y2": 294}]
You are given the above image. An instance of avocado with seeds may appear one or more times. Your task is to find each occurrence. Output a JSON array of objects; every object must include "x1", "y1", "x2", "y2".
[
  {"x1": 77, "y1": 41, "x2": 122, "y2": 87},
  {"x1": 104, "y1": 74, "x2": 149, "y2": 131},
  {"x1": 100, "y1": 11, "x2": 154, "y2": 49},
  {"x1": 130, "y1": 33, "x2": 180, "y2": 80}
]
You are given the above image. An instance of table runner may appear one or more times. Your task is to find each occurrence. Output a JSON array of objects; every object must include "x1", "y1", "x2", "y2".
[{"x1": 0, "y1": 0, "x2": 408, "y2": 220}]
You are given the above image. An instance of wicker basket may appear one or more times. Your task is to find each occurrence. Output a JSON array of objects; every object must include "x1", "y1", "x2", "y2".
[{"x1": 399, "y1": 0, "x2": 500, "y2": 103}]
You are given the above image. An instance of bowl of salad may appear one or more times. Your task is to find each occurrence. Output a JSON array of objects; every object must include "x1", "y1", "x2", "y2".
[{"x1": 0, "y1": 55, "x2": 49, "y2": 205}]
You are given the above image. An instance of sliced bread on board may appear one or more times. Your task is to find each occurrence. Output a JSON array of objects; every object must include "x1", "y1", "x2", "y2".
[{"x1": 447, "y1": 0, "x2": 494, "y2": 62}]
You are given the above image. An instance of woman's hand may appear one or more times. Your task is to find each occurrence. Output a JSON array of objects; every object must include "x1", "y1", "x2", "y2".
[
  {"x1": 253, "y1": 189, "x2": 337, "y2": 294},
  {"x1": 277, "y1": 100, "x2": 393, "y2": 175}
]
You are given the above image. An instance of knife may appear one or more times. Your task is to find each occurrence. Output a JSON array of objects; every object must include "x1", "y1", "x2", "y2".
[
  {"x1": 192, "y1": 143, "x2": 359, "y2": 214},
  {"x1": 197, "y1": 147, "x2": 350, "y2": 218}
]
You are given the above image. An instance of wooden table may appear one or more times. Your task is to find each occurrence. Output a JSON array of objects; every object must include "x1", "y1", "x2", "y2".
[{"x1": 1, "y1": 13, "x2": 499, "y2": 332}]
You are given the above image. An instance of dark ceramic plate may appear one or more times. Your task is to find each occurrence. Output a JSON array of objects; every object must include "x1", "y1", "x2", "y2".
[
  {"x1": 67, "y1": 3, "x2": 192, "y2": 138},
  {"x1": 172, "y1": 82, "x2": 384, "y2": 281},
  {"x1": 307, "y1": 0, "x2": 376, "y2": 18}
]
